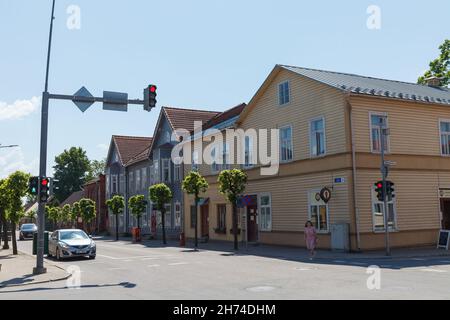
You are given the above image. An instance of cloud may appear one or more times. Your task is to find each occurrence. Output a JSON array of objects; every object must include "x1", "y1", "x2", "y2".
[
  {"x1": 0, "y1": 147, "x2": 39, "y2": 179},
  {"x1": 0, "y1": 96, "x2": 41, "y2": 121}
]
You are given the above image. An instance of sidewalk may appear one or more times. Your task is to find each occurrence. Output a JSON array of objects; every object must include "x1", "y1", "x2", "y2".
[
  {"x1": 0, "y1": 249, "x2": 71, "y2": 288},
  {"x1": 96, "y1": 235, "x2": 450, "y2": 261}
]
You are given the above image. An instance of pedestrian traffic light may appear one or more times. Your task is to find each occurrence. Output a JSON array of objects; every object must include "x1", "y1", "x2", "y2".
[
  {"x1": 29, "y1": 177, "x2": 39, "y2": 195},
  {"x1": 144, "y1": 84, "x2": 157, "y2": 111},
  {"x1": 39, "y1": 177, "x2": 50, "y2": 203},
  {"x1": 374, "y1": 181, "x2": 385, "y2": 202},
  {"x1": 386, "y1": 180, "x2": 395, "y2": 201}
]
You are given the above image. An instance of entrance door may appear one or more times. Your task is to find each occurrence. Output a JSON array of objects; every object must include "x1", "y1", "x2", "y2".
[
  {"x1": 247, "y1": 202, "x2": 258, "y2": 243},
  {"x1": 201, "y1": 205, "x2": 209, "y2": 238},
  {"x1": 441, "y1": 199, "x2": 450, "y2": 230}
]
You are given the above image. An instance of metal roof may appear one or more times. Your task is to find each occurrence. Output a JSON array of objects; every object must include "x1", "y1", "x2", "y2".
[{"x1": 281, "y1": 65, "x2": 450, "y2": 105}]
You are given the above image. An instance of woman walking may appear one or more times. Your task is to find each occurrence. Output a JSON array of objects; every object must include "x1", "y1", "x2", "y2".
[{"x1": 304, "y1": 221, "x2": 318, "y2": 259}]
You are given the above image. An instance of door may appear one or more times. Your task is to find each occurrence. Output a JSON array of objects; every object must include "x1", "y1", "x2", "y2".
[
  {"x1": 201, "y1": 205, "x2": 209, "y2": 238},
  {"x1": 441, "y1": 199, "x2": 450, "y2": 230},
  {"x1": 247, "y1": 203, "x2": 258, "y2": 242}
]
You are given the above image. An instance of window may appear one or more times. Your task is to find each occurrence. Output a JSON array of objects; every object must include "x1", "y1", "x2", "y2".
[
  {"x1": 119, "y1": 174, "x2": 125, "y2": 195},
  {"x1": 164, "y1": 203, "x2": 172, "y2": 228},
  {"x1": 372, "y1": 187, "x2": 396, "y2": 231},
  {"x1": 174, "y1": 164, "x2": 182, "y2": 182},
  {"x1": 244, "y1": 136, "x2": 254, "y2": 168},
  {"x1": 222, "y1": 143, "x2": 231, "y2": 170},
  {"x1": 440, "y1": 120, "x2": 450, "y2": 156},
  {"x1": 370, "y1": 113, "x2": 389, "y2": 153},
  {"x1": 310, "y1": 118, "x2": 326, "y2": 157},
  {"x1": 192, "y1": 151, "x2": 199, "y2": 171},
  {"x1": 259, "y1": 194, "x2": 272, "y2": 231},
  {"x1": 153, "y1": 160, "x2": 160, "y2": 182},
  {"x1": 278, "y1": 81, "x2": 290, "y2": 105},
  {"x1": 190, "y1": 205, "x2": 197, "y2": 228},
  {"x1": 280, "y1": 126, "x2": 293, "y2": 162},
  {"x1": 162, "y1": 159, "x2": 171, "y2": 183},
  {"x1": 129, "y1": 171, "x2": 134, "y2": 193},
  {"x1": 174, "y1": 202, "x2": 182, "y2": 227},
  {"x1": 106, "y1": 175, "x2": 110, "y2": 198},
  {"x1": 149, "y1": 165, "x2": 155, "y2": 185},
  {"x1": 111, "y1": 175, "x2": 118, "y2": 195},
  {"x1": 141, "y1": 168, "x2": 147, "y2": 190},
  {"x1": 211, "y1": 146, "x2": 220, "y2": 174},
  {"x1": 308, "y1": 191, "x2": 329, "y2": 232},
  {"x1": 135, "y1": 169, "x2": 141, "y2": 192},
  {"x1": 217, "y1": 204, "x2": 227, "y2": 231}
]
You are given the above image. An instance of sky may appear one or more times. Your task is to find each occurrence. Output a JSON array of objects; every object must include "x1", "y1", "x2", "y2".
[{"x1": 0, "y1": 0, "x2": 449, "y2": 179}]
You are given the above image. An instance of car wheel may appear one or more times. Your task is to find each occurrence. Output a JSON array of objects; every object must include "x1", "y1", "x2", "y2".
[
  {"x1": 89, "y1": 255, "x2": 96, "y2": 260},
  {"x1": 56, "y1": 248, "x2": 61, "y2": 261}
]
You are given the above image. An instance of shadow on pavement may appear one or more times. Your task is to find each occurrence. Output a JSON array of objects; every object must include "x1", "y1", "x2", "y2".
[{"x1": 0, "y1": 281, "x2": 136, "y2": 294}]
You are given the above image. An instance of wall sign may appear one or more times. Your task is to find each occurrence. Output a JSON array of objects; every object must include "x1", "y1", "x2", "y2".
[
  {"x1": 320, "y1": 187, "x2": 332, "y2": 203},
  {"x1": 438, "y1": 230, "x2": 450, "y2": 250}
]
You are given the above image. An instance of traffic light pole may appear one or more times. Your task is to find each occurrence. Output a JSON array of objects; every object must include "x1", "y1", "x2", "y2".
[{"x1": 380, "y1": 121, "x2": 391, "y2": 257}]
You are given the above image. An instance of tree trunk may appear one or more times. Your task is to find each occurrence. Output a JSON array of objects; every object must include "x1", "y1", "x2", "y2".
[
  {"x1": 115, "y1": 214, "x2": 119, "y2": 241},
  {"x1": 232, "y1": 203, "x2": 238, "y2": 251},
  {"x1": 194, "y1": 196, "x2": 199, "y2": 249},
  {"x1": 11, "y1": 222, "x2": 17, "y2": 255},
  {"x1": 161, "y1": 208, "x2": 167, "y2": 245},
  {"x1": 1, "y1": 211, "x2": 9, "y2": 250}
]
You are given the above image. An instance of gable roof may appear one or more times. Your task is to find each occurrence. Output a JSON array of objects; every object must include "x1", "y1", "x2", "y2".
[
  {"x1": 109, "y1": 135, "x2": 153, "y2": 166},
  {"x1": 281, "y1": 65, "x2": 450, "y2": 105},
  {"x1": 126, "y1": 146, "x2": 151, "y2": 167},
  {"x1": 163, "y1": 107, "x2": 221, "y2": 132},
  {"x1": 203, "y1": 103, "x2": 247, "y2": 131},
  {"x1": 60, "y1": 190, "x2": 84, "y2": 207}
]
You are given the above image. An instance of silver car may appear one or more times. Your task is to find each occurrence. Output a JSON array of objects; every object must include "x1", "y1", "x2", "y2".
[{"x1": 48, "y1": 229, "x2": 96, "y2": 260}]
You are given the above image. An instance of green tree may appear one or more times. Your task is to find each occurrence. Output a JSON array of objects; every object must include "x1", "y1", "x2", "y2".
[
  {"x1": 218, "y1": 169, "x2": 248, "y2": 251},
  {"x1": 129, "y1": 195, "x2": 147, "y2": 229},
  {"x1": 106, "y1": 195, "x2": 125, "y2": 241},
  {"x1": 46, "y1": 206, "x2": 61, "y2": 230},
  {"x1": 79, "y1": 198, "x2": 96, "y2": 234},
  {"x1": 71, "y1": 202, "x2": 81, "y2": 227},
  {"x1": 53, "y1": 147, "x2": 90, "y2": 202},
  {"x1": 182, "y1": 171, "x2": 209, "y2": 249},
  {"x1": 86, "y1": 158, "x2": 106, "y2": 182},
  {"x1": 60, "y1": 204, "x2": 72, "y2": 227},
  {"x1": 149, "y1": 184, "x2": 173, "y2": 245},
  {"x1": 0, "y1": 179, "x2": 11, "y2": 250},
  {"x1": 6, "y1": 171, "x2": 31, "y2": 255},
  {"x1": 418, "y1": 39, "x2": 450, "y2": 87}
]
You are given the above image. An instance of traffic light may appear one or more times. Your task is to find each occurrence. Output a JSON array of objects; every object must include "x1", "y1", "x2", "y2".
[
  {"x1": 39, "y1": 177, "x2": 50, "y2": 203},
  {"x1": 386, "y1": 180, "x2": 395, "y2": 201},
  {"x1": 374, "y1": 181, "x2": 385, "y2": 202},
  {"x1": 29, "y1": 177, "x2": 39, "y2": 195},
  {"x1": 144, "y1": 84, "x2": 157, "y2": 111}
]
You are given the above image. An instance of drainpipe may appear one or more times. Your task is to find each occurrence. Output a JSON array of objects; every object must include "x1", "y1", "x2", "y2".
[{"x1": 348, "y1": 94, "x2": 362, "y2": 251}]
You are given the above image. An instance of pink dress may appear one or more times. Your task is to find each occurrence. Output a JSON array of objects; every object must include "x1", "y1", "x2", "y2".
[{"x1": 305, "y1": 226, "x2": 317, "y2": 250}]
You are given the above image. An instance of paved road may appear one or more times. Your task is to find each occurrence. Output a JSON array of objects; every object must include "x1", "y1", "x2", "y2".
[{"x1": 1, "y1": 238, "x2": 450, "y2": 299}]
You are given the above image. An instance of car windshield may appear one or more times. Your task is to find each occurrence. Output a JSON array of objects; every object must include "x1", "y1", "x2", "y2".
[
  {"x1": 21, "y1": 224, "x2": 37, "y2": 230},
  {"x1": 59, "y1": 231, "x2": 89, "y2": 241}
]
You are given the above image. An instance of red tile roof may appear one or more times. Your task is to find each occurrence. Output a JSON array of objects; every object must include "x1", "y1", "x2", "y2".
[
  {"x1": 203, "y1": 103, "x2": 246, "y2": 130},
  {"x1": 112, "y1": 136, "x2": 153, "y2": 166},
  {"x1": 126, "y1": 146, "x2": 151, "y2": 167},
  {"x1": 163, "y1": 107, "x2": 220, "y2": 132}
]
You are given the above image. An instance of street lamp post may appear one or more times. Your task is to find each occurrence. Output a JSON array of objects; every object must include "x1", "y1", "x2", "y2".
[{"x1": 379, "y1": 119, "x2": 391, "y2": 257}]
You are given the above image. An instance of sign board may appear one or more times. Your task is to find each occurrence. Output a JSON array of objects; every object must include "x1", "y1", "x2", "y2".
[
  {"x1": 334, "y1": 177, "x2": 345, "y2": 184},
  {"x1": 73, "y1": 86, "x2": 95, "y2": 113},
  {"x1": 103, "y1": 91, "x2": 128, "y2": 112},
  {"x1": 320, "y1": 187, "x2": 332, "y2": 203},
  {"x1": 437, "y1": 230, "x2": 450, "y2": 250}
]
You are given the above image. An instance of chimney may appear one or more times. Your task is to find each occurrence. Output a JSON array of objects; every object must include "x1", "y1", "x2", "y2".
[{"x1": 424, "y1": 76, "x2": 443, "y2": 88}]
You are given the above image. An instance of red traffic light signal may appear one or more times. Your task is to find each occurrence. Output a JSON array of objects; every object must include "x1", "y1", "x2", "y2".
[
  {"x1": 149, "y1": 85, "x2": 157, "y2": 93},
  {"x1": 144, "y1": 84, "x2": 158, "y2": 112},
  {"x1": 41, "y1": 178, "x2": 49, "y2": 186}
]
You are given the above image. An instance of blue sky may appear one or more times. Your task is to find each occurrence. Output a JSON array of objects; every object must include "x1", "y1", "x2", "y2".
[{"x1": 0, "y1": 0, "x2": 449, "y2": 178}]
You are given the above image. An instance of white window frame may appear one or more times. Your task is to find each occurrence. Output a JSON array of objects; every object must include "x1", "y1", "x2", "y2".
[
  {"x1": 119, "y1": 173, "x2": 125, "y2": 195},
  {"x1": 309, "y1": 116, "x2": 327, "y2": 158},
  {"x1": 141, "y1": 167, "x2": 147, "y2": 191},
  {"x1": 174, "y1": 202, "x2": 182, "y2": 228},
  {"x1": 174, "y1": 164, "x2": 182, "y2": 182},
  {"x1": 135, "y1": 169, "x2": 141, "y2": 192},
  {"x1": 153, "y1": 160, "x2": 160, "y2": 183},
  {"x1": 106, "y1": 174, "x2": 110, "y2": 198},
  {"x1": 164, "y1": 203, "x2": 172, "y2": 228},
  {"x1": 192, "y1": 151, "x2": 199, "y2": 171},
  {"x1": 244, "y1": 135, "x2": 255, "y2": 169},
  {"x1": 278, "y1": 80, "x2": 291, "y2": 106},
  {"x1": 439, "y1": 119, "x2": 450, "y2": 156},
  {"x1": 371, "y1": 186, "x2": 397, "y2": 232},
  {"x1": 369, "y1": 112, "x2": 390, "y2": 154},
  {"x1": 111, "y1": 174, "x2": 118, "y2": 195},
  {"x1": 307, "y1": 190, "x2": 330, "y2": 234},
  {"x1": 279, "y1": 125, "x2": 294, "y2": 163},
  {"x1": 258, "y1": 193, "x2": 272, "y2": 232},
  {"x1": 221, "y1": 143, "x2": 231, "y2": 171},
  {"x1": 162, "y1": 159, "x2": 171, "y2": 183},
  {"x1": 211, "y1": 146, "x2": 220, "y2": 174}
]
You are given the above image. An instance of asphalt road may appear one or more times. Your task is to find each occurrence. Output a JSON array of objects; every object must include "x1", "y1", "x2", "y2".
[{"x1": 1, "y1": 238, "x2": 450, "y2": 299}]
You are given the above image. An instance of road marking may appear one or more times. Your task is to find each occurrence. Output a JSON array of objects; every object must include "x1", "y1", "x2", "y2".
[
  {"x1": 420, "y1": 268, "x2": 447, "y2": 273},
  {"x1": 333, "y1": 260, "x2": 347, "y2": 264},
  {"x1": 412, "y1": 258, "x2": 426, "y2": 261},
  {"x1": 107, "y1": 268, "x2": 127, "y2": 271},
  {"x1": 97, "y1": 254, "x2": 172, "y2": 260},
  {"x1": 351, "y1": 262, "x2": 367, "y2": 266},
  {"x1": 381, "y1": 265, "x2": 392, "y2": 268},
  {"x1": 168, "y1": 262, "x2": 189, "y2": 266},
  {"x1": 148, "y1": 264, "x2": 160, "y2": 268}
]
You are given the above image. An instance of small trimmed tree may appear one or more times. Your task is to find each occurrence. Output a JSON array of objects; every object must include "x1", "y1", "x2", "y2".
[
  {"x1": 129, "y1": 195, "x2": 147, "y2": 230},
  {"x1": 79, "y1": 198, "x2": 96, "y2": 234},
  {"x1": 71, "y1": 202, "x2": 81, "y2": 228},
  {"x1": 106, "y1": 195, "x2": 125, "y2": 241},
  {"x1": 218, "y1": 169, "x2": 248, "y2": 251},
  {"x1": 60, "y1": 204, "x2": 72, "y2": 228},
  {"x1": 182, "y1": 171, "x2": 209, "y2": 249},
  {"x1": 149, "y1": 184, "x2": 173, "y2": 245},
  {"x1": 46, "y1": 206, "x2": 61, "y2": 230},
  {"x1": 0, "y1": 179, "x2": 11, "y2": 249}
]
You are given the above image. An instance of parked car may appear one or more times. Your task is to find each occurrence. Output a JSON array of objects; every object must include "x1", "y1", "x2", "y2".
[
  {"x1": 19, "y1": 223, "x2": 38, "y2": 240},
  {"x1": 48, "y1": 229, "x2": 96, "y2": 261}
]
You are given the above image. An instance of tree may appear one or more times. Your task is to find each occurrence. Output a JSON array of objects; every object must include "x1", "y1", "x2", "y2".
[
  {"x1": 46, "y1": 206, "x2": 61, "y2": 230},
  {"x1": 86, "y1": 158, "x2": 106, "y2": 182},
  {"x1": 6, "y1": 171, "x2": 30, "y2": 255},
  {"x1": 53, "y1": 147, "x2": 90, "y2": 202},
  {"x1": 60, "y1": 204, "x2": 72, "y2": 228},
  {"x1": 79, "y1": 198, "x2": 96, "y2": 234},
  {"x1": 0, "y1": 179, "x2": 11, "y2": 249},
  {"x1": 71, "y1": 202, "x2": 81, "y2": 228},
  {"x1": 218, "y1": 169, "x2": 248, "y2": 251},
  {"x1": 418, "y1": 39, "x2": 450, "y2": 87},
  {"x1": 182, "y1": 171, "x2": 209, "y2": 249},
  {"x1": 129, "y1": 195, "x2": 147, "y2": 229},
  {"x1": 106, "y1": 195, "x2": 125, "y2": 241},
  {"x1": 149, "y1": 184, "x2": 173, "y2": 245}
]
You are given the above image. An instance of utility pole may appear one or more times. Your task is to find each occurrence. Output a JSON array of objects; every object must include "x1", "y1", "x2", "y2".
[{"x1": 379, "y1": 119, "x2": 391, "y2": 257}]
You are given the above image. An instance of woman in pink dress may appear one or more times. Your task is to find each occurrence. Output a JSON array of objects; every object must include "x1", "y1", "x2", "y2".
[{"x1": 304, "y1": 221, "x2": 318, "y2": 259}]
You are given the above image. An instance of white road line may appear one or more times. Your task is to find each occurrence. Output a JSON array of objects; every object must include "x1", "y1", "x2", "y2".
[
  {"x1": 351, "y1": 262, "x2": 367, "y2": 266},
  {"x1": 168, "y1": 262, "x2": 189, "y2": 266},
  {"x1": 420, "y1": 268, "x2": 447, "y2": 273},
  {"x1": 412, "y1": 258, "x2": 426, "y2": 261},
  {"x1": 107, "y1": 268, "x2": 127, "y2": 271},
  {"x1": 333, "y1": 260, "x2": 347, "y2": 264},
  {"x1": 148, "y1": 264, "x2": 160, "y2": 268},
  {"x1": 97, "y1": 254, "x2": 172, "y2": 260},
  {"x1": 381, "y1": 265, "x2": 393, "y2": 268}
]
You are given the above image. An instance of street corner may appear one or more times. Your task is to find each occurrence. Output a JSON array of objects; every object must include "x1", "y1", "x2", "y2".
[{"x1": 0, "y1": 249, "x2": 71, "y2": 289}]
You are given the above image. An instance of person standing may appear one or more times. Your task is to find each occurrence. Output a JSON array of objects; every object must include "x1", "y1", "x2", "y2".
[{"x1": 304, "y1": 221, "x2": 318, "y2": 259}]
